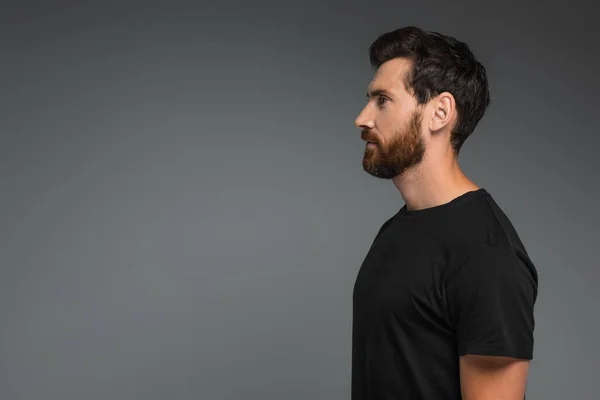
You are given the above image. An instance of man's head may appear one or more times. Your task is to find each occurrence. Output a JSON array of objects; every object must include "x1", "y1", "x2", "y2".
[{"x1": 355, "y1": 26, "x2": 491, "y2": 179}]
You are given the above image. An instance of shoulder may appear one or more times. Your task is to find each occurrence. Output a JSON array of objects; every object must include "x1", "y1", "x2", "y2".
[
  {"x1": 438, "y1": 189, "x2": 532, "y2": 264},
  {"x1": 444, "y1": 244, "x2": 539, "y2": 303}
]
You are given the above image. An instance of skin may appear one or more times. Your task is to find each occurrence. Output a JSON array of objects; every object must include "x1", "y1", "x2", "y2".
[{"x1": 354, "y1": 57, "x2": 531, "y2": 399}]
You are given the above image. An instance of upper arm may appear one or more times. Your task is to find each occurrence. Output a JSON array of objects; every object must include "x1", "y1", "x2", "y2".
[
  {"x1": 460, "y1": 355, "x2": 530, "y2": 400},
  {"x1": 445, "y1": 245, "x2": 538, "y2": 398}
]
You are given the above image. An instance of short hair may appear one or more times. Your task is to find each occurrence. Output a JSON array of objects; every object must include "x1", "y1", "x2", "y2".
[{"x1": 369, "y1": 26, "x2": 491, "y2": 153}]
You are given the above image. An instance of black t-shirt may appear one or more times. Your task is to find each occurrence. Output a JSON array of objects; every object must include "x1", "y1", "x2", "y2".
[{"x1": 351, "y1": 188, "x2": 538, "y2": 400}]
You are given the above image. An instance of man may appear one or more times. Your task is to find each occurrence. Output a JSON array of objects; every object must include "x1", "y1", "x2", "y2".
[{"x1": 352, "y1": 26, "x2": 538, "y2": 400}]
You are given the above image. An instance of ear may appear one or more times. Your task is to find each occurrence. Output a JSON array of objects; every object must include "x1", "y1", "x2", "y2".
[{"x1": 429, "y1": 92, "x2": 456, "y2": 133}]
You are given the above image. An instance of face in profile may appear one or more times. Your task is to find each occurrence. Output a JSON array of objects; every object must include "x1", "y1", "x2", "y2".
[{"x1": 355, "y1": 58, "x2": 427, "y2": 179}]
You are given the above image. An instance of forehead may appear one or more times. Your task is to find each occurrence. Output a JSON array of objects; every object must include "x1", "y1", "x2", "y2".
[{"x1": 368, "y1": 57, "x2": 413, "y2": 95}]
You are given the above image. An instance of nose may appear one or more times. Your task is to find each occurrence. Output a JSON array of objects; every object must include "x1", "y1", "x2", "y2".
[{"x1": 355, "y1": 105, "x2": 374, "y2": 130}]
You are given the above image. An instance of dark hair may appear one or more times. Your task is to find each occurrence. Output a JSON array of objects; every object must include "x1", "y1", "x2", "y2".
[{"x1": 369, "y1": 26, "x2": 491, "y2": 153}]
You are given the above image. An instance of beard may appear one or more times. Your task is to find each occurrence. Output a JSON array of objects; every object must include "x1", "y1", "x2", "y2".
[{"x1": 361, "y1": 110, "x2": 425, "y2": 179}]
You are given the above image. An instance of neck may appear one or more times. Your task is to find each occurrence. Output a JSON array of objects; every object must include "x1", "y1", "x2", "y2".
[{"x1": 392, "y1": 150, "x2": 480, "y2": 211}]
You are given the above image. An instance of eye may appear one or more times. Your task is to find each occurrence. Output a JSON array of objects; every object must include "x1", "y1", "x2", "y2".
[{"x1": 377, "y1": 96, "x2": 389, "y2": 106}]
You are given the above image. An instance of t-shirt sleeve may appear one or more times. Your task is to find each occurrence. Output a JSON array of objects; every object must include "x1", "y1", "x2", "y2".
[{"x1": 444, "y1": 245, "x2": 538, "y2": 360}]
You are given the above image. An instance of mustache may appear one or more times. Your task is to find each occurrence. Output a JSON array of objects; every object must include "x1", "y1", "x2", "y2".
[{"x1": 361, "y1": 130, "x2": 379, "y2": 143}]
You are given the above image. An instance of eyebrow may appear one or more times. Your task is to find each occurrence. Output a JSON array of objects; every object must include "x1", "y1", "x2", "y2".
[{"x1": 366, "y1": 88, "x2": 393, "y2": 99}]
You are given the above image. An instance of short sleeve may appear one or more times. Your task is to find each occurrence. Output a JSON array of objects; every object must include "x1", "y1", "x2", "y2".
[{"x1": 445, "y1": 245, "x2": 538, "y2": 360}]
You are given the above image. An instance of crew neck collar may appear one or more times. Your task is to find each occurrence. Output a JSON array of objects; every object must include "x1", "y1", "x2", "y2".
[{"x1": 398, "y1": 188, "x2": 488, "y2": 217}]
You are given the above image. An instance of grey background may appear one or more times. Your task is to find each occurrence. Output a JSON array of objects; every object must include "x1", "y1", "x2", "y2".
[{"x1": 1, "y1": 1, "x2": 598, "y2": 399}]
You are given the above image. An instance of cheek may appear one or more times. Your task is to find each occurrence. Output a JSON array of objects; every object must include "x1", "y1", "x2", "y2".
[
  {"x1": 376, "y1": 113, "x2": 398, "y2": 131},
  {"x1": 377, "y1": 115, "x2": 404, "y2": 140}
]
